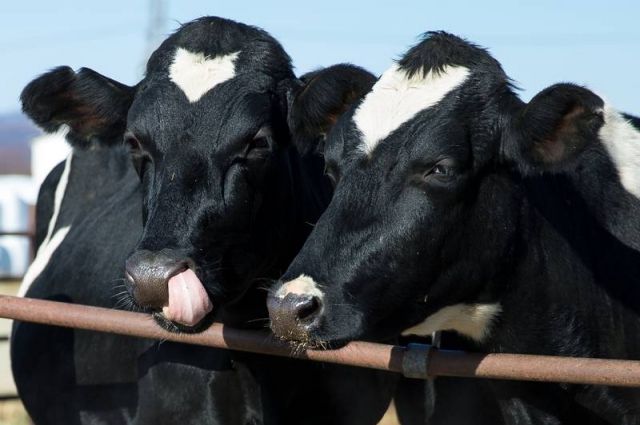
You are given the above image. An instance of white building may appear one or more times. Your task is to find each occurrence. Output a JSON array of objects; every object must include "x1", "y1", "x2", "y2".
[{"x1": 0, "y1": 128, "x2": 69, "y2": 278}]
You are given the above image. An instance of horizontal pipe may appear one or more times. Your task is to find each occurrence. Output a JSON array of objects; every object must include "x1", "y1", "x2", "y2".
[
  {"x1": 0, "y1": 394, "x2": 20, "y2": 401},
  {"x1": 0, "y1": 232, "x2": 33, "y2": 237},
  {"x1": 2, "y1": 295, "x2": 640, "y2": 387},
  {"x1": 0, "y1": 295, "x2": 403, "y2": 373}
]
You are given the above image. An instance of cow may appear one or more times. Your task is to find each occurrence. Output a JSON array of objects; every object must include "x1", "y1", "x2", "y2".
[
  {"x1": 12, "y1": 16, "x2": 396, "y2": 425},
  {"x1": 267, "y1": 31, "x2": 640, "y2": 424}
]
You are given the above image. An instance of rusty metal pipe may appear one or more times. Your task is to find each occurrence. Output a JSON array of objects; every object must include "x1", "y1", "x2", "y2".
[
  {"x1": 0, "y1": 295, "x2": 403, "y2": 372},
  {"x1": 2, "y1": 294, "x2": 640, "y2": 387},
  {"x1": 429, "y1": 349, "x2": 640, "y2": 387},
  {"x1": 0, "y1": 232, "x2": 32, "y2": 237}
]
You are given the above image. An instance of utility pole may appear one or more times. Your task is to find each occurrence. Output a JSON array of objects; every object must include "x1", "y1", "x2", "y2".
[{"x1": 141, "y1": 0, "x2": 168, "y2": 76}]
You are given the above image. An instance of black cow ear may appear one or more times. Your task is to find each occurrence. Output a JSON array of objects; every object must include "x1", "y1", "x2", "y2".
[
  {"x1": 504, "y1": 83, "x2": 605, "y2": 173},
  {"x1": 287, "y1": 64, "x2": 376, "y2": 156},
  {"x1": 21, "y1": 66, "x2": 135, "y2": 149}
]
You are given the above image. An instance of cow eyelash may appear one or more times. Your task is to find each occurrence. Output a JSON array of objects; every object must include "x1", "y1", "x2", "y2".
[
  {"x1": 242, "y1": 127, "x2": 272, "y2": 160},
  {"x1": 249, "y1": 135, "x2": 269, "y2": 150},
  {"x1": 421, "y1": 160, "x2": 456, "y2": 182}
]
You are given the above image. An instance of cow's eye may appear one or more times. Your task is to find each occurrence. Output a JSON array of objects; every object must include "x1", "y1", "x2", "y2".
[
  {"x1": 422, "y1": 159, "x2": 456, "y2": 182},
  {"x1": 124, "y1": 133, "x2": 150, "y2": 179},
  {"x1": 432, "y1": 164, "x2": 449, "y2": 176},
  {"x1": 245, "y1": 127, "x2": 272, "y2": 160},
  {"x1": 324, "y1": 164, "x2": 339, "y2": 188},
  {"x1": 250, "y1": 136, "x2": 269, "y2": 150},
  {"x1": 125, "y1": 134, "x2": 142, "y2": 153},
  {"x1": 326, "y1": 171, "x2": 337, "y2": 188}
]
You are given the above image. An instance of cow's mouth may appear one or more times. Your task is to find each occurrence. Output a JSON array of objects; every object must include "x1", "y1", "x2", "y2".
[{"x1": 157, "y1": 268, "x2": 214, "y2": 331}]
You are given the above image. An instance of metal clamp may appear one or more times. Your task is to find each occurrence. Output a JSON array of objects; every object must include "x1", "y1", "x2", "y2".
[{"x1": 402, "y1": 343, "x2": 433, "y2": 379}]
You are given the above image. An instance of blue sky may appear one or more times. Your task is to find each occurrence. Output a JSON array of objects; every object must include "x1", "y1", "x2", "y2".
[{"x1": 2, "y1": 1, "x2": 639, "y2": 115}]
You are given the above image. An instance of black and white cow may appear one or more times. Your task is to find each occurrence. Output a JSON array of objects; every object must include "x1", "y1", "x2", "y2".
[
  {"x1": 268, "y1": 31, "x2": 640, "y2": 424},
  {"x1": 12, "y1": 17, "x2": 395, "y2": 425}
]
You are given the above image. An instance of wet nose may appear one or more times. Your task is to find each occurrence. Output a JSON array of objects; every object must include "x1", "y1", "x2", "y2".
[
  {"x1": 125, "y1": 249, "x2": 188, "y2": 309},
  {"x1": 267, "y1": 292, "x2": 323, "y2": 340}
]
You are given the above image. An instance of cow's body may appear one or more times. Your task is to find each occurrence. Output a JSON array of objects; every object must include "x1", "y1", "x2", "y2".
[
  {"x1": 13, "y1": 146, "x2": 256, "y2": 425},
  {"x1": 268, "y1": 31, "x2": 640, "y2": 424},
  {"x1": 12, "y1": 17, "x2": 395, "y2": 425}
]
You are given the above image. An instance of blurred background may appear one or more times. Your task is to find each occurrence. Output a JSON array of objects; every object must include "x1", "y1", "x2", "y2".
[{"x1": 0, "y1": 0, "x2": 638, "y2": 422}]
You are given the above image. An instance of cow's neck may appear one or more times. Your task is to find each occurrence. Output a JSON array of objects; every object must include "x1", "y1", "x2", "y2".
[
  {"x1": 260, "y1": 145, "x2": 330, "y2": 272},
  {"x1": 222, "y1": 145, "x2": 330, "y2": 326},
  {"x1": 568, "y1": 171, "x2": 640, "y2": 252},
  {"x1": 485, "y1": 175, "x2": 640, "y2": 358}
]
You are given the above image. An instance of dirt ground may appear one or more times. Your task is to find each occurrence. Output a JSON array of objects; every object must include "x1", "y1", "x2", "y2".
[
  {"x1": 379, "y1": 402, "x2": 400, "y2": 425},
  {"x1": 0, "y1": 400, "x2": 29, "y2": 425},
  {"x1": 0, "y1": 281, "x2": 28, "y2": 425},
  {"x1": 0, "y1": 400, "x2": 398, "y2": 425}
]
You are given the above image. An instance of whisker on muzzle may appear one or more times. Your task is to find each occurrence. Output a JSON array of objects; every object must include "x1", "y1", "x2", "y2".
[{"x1": 246, "y1": 317, "x2": 270, "y2": 324}]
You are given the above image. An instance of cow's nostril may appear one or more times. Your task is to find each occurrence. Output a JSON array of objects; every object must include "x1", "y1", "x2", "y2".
[
  {"x1": 267, "y1": 292, "x2": 323, "y2": 341},
  {"x1": 296, "y1": 296, "x2": 321, "y2": 322},
  {"x1": 124, "y1": 250, "x2": 189, "y2": 310}
]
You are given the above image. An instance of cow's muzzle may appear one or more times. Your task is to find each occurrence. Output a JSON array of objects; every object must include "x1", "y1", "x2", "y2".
[
  {"x1": 125, "y1": 249, "x2": 212, "y2": 327},
  {"x1": 267, "y1": 277, "x2": 323, "y2": 342},
  {"x1": 125, "y1": 249, "x2": 186, "y2": 308}
]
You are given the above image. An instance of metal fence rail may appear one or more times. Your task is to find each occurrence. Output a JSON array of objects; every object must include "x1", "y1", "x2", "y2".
[{"x1": 1, "y1": 294, "x2": 640, "y2": 387}]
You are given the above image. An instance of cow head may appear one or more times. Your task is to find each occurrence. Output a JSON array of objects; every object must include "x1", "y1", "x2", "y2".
[
  {"x1": 267, "y1": 31, "x2": 638, "y2": 346},
  {"x1": 22, "y1": 17, "x2": 374, "y2": 332}
]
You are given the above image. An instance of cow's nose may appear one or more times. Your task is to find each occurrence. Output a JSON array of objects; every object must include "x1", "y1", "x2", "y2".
[
  {"x1": 267, "y1": 293, "x2": 323, "y2": 340},
  {"x1": 125, "y1": 249, "x2": 188, "y2": 309}
]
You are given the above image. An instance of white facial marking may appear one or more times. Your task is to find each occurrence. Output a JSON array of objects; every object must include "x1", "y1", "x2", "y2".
[
  {"x1": 599, "y1": 105, "x2": 640, "y2": 199},
  {"x1": 169, "y1": 48, "x2": 240, "y2": 103},
  {"x1": 19, "y1": 154, "x2": 73, "y2": 297},
  {"x1": 401, "y1": 303, "x2": 502, "y2": 342},
  {"x1": 276, "y1": 274, "x2": 324, "y2": 301},
  {"x1": 353, "y1": 64, "x2": 470, "y2": 155}
]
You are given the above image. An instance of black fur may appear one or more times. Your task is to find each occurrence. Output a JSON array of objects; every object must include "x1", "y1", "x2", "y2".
[
  {"x1": 398, "y1": 31, "x2": 505, "y2": 79},
  {"x1": 13, "y1": 17, "x2": 395, "y2": 425},
  {"x1": 21, "y1": 66, "x2": 134, "y2": 148},
  {"x1": 288, "y1": 64, "x2": 376, "y2": 156},
  {"x1": 504, "y1": 83, "x2": 605, "y2": 173},
  {"x1": 270, "y1": 31, "x2": 640, "y2": 424}
]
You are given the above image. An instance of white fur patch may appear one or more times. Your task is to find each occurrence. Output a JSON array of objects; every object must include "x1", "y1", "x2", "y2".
[
  {"x1": 353, "y1": 64, "x2": 470, "y2": 155},
  {"x1": 18, "y1": 153, "x2": 73, "y2": 297},
  {"x1": 44, "y1": 153, "x2": 72, "y2": 243},
  {"x1": 401, "y1": 303, "x2": 502, "y2": 342},
  {"x1": 275, "y1": 274, "x2": 324, "y2": 301},
  {"x1": 599, "y1": 105, "x2": 640, "y2": 199},
  {"x1": 19, "y1": 227, "x2": 71, "y2": 297},
  {"x1": 169, "y1": 48, "x2": 240, "y2": 103}
]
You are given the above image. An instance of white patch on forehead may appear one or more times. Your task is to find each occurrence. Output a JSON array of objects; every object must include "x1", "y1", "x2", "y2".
[
  {"x1": 276, "y1": 274, "x2": 324, "y2": 301},
  {"x1": 401, "y1": 302, "x2": 501, "y2": 342},
  {"x1": 169, "y1": 47, "x2": 240, "y2": 103},
  {"x1": 353, "y1": 64, "x2": 470, "y2": 155},
  {"x1": 599, "y1": 105, "x2": 640, "y2": 199}
]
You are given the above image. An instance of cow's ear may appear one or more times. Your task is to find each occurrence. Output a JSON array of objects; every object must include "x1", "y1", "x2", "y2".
[
  {"x1": 287, "y1": 64, "x2": 376, "y2": 156},
  {"x1": 504, "y1": 83, "x2": 605, "y2": 173},
  {"x1": 21, "y1": 66, "x2": 135, "y2": 149}
]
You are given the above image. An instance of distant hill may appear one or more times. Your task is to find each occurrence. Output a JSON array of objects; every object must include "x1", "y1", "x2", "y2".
[{"x1": 0, "y1": 112, "x2": 41, "y2": 175}]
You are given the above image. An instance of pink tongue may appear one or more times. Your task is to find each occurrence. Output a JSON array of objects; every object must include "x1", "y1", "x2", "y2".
[{"x1": 162, "y1": 269, "x2": 213, "y2": 327}]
